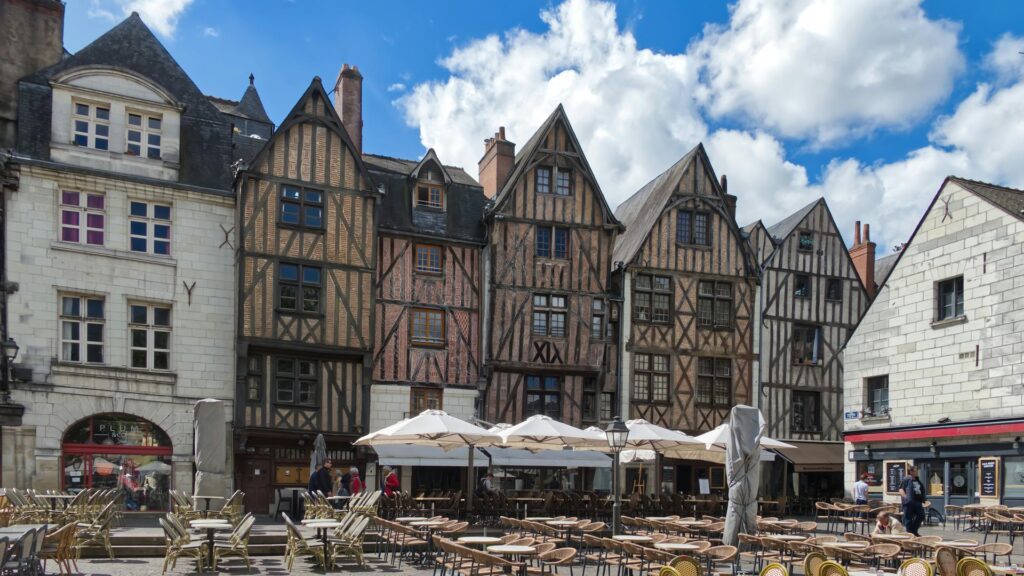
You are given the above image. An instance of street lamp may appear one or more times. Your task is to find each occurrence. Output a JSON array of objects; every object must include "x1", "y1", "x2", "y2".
[
  {"x1": 605, "y1": 416, "x2": 629, "y2": 535},
  {"x1": 0, "y1": 338, "x2": 17, "y2": 403}
]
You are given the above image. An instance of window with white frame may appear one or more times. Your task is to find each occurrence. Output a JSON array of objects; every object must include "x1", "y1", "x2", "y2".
[
  {"x1": 72, "y1": 102, "x2": 110, "y2": 150},
  {"x1": 60, "y1": 295, "x2": 105, "y2": 364},
  {"x1": 129, "y1": 201, "x2": 171, "y2": 255},
  {"x1": 532, "y1": 294, "x2": 567, "y2": 337},
  {"x1": 126, "y1": 112, "x2": 162, "y2": 159},
  {"x1": 129, "y1": 303, "x2": 171, "y2": 370},
  {"x1": 59, "y1": 191, "x2": 105, "y2": 246}
]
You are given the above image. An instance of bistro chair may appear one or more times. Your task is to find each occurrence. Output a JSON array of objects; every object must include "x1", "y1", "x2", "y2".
[
  {"x1": 935, "y1": 547, "x2": 959, "y2": 576},
  {"x1": 759, "y1": 561, "x2": 790, "y2": 576},
  {"x1": 818, "y1": 560, "x2": 849, "y2": 576},
  {"x1": 803, "y1": 551, "x2": 828, "y2": 576},
  {"x1": 956, "y1": 557, "x2": 992, "y2": 576},
  {"x1": 899, "y1": 558, "x2": 934, "y2": 576},
  {"x1": 974, "y1": 542, "x2": 1012, "y2": 565}
]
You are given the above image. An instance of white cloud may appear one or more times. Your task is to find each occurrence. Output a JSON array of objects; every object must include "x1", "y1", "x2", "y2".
[
  {"x1": 399, "y1": 0, "x2": 1024, "y2": 254},
  {"x1": 387, "y1": 83, "x2": 407, "y2": 93},
  {"x1": 87, "y1": 0, "x2": 194, "y2": 38},
  {"x1": 985, "y1": 34, "x2": 1024, "y2": 84},
  {"x1": 693, "y1": 0, "x2": 963, "y2": 145},
  {"x1": 203, "y1": 27, "x2": 219, "y2": 38},
  {"x1": 397, "y1": 0, "x2": 706, "y2": 193}
]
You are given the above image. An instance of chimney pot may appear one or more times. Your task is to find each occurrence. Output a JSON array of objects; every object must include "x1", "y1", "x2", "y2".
[
  {"x1": 720, "y1": 174, "x2": 728, "y2": 194},
  {"x1": 499, "y1": 126, "x2": 506, "y2": 140},
  {"x1": 854, "y1": 221, "x2": 862, "y2": 246},
  {"x1": 864, "y1": 223, "x2": 871, "y2": 242},
  {"x1": 478, "y1": 126, "x2": 516, "y2": 199},
  {"x1": 850, "y1": 221, "x2": 877, "y2": 299}
]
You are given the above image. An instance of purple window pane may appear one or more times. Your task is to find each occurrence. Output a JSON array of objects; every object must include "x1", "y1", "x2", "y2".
[
  {"x1": 62, "y1": 191, "x2": 80, "y2": 206},
  {"x1": 87, "y1": 195, "x2": 104, "y2": 209},
  {"x1": 86, "y1": 231, "x2": 104, "y2": 245},
  {"x1": 61, "y1": 210, "x2": 79, "y2": 225},
  {"x1": 87, "y1": 214, "x2": 104, "y2": 228},
  {"x1": 62, "y1": 227, "x2": 79, "y2": 243}
]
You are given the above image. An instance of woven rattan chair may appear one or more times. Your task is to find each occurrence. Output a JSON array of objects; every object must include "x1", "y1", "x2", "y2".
[
  {"x1": 760, "y1": 561, "x2": 789, "y2": 576},
  {"x1": 527, "y1": 547, "x2": 577, "y2": 576},
  {"x1": 935, "y1": 547, "x2": 959, "y2": 576},
  {"x1": 956, "y1": 557, "x2": 992, "y2": 576},
  {"x1": 669, "y1": 555, "x2": 703, "y2": 576},
  {"x1": 819, "y1": 560, "x2": 849, "y2": 576},
  {"x1": 804, "y1": 551, "x2": 827, "y2": 576},
  {"x1": 899, "y1": 557, "x2": 934, "y2": 576},
  {"x1": 974, "y1": 542, "x2": 1012, "y2": 565}
]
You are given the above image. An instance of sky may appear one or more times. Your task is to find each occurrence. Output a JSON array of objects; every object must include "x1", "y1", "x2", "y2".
[{"x1": 67, "y1": 0, "x2": 1024, "y2": 254}]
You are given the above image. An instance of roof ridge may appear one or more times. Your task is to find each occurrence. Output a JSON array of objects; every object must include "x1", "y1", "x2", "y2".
[
  {"x1": 362, "y1": 152, "x2": 471, "y2": 173},
  {"x1": 206, "y1": 95, "x2": 239, "y2": 105},
  {"x1": 949, "y1": 176, "x2": 1024, "y2": 194}
]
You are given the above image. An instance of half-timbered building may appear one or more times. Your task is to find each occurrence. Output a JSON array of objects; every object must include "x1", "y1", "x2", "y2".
[
  {"x1": 233, "y1": 72, "x2": 378, "y2": 513},
  {"x1": 745, "y1": 200, "x2": 870, "y2": 498},
  {"x1": 479, "y1": 108, "x2": 622, "y2": 431},
  {"x1": 366, "y1": 150, "x2": 487, "y2": 488},
  {"x1": 613, "y1": 144, "x2": 759, "y2": 493}
]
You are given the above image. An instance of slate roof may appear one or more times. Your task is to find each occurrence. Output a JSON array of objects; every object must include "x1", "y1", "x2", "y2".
[
  {"x1": 363, "y1": 153, "x2": 479, "y2": 187},
  {"x1": 489, "y1": 105, "x2": 621, "y2": 230},
  {"x1": 364, "y1": 151, "x2": 487, "y2": 243},
  {"x1": 612, "y1": 144, "x2": 700, "y2": 265},
  {"x1": 765, "y1": 198, "x2": 821, "y2": 243},
  {"x1": 17, "y1": 12, "x2": 234, "y2": 190},
  {"x1": 235, "y1": 76, "x2": 271, "y2": 124},
  {"x1": 874, "y1": 253, "x2": 898, "y2": 288},
  {"x1": 950, "y1": 177, "x2": 1024, "y2": 221}
]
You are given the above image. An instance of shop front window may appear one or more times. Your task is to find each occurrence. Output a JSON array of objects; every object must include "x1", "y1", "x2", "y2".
[
  {"x1": 62, "y1": 414, "x2": 173, "y2": 512},
  {"x1": 1004, "y1": 458, "x2": 1024, "y2": 499},
  {"x1": 856, "y1": 461, "x2": 883, "y2": 496}
]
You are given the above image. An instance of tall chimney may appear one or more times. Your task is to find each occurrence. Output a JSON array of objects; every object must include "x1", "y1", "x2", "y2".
[
  {"x1": 850, "y1": 221, "x2": 877, "y2": 299},
  {"x1": 0, "y1": 0, "x2": 65, "y2": 148},
  {"x1": 478, "y1": 126, "x2": 516, "y2": 198},
  {"x1": 720, "y1": 174, "x2": 737, "y2": 221},
  {"x1": 332, "y1": 64, "x2": 363, "y2": 153}
]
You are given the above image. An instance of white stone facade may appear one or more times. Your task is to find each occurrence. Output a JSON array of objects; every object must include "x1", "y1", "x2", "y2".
[
  {"x1": 843, "y1": 179, "x2": 1024, "y2": 495},
  {"x1": 3, "y1": 161, "x2": 236, "y2": 493}
]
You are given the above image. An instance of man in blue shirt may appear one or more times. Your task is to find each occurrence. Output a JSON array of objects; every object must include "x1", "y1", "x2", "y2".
[{"x1": 898, "y1": 465, "x2": 927, "y2": 536}]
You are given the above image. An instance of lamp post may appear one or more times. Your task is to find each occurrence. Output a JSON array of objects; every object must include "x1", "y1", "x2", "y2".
[
  {"x1": 605, "y1": 416, "x2": 629, "y2": 535},
  {"x1": 1, "y1": 338, "x2": 18, "y2": 403}
]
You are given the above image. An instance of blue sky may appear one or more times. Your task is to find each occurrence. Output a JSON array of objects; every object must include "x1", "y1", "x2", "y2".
[{"x1": 68, "y1": 0, "x2": 1024, "y2": 252}]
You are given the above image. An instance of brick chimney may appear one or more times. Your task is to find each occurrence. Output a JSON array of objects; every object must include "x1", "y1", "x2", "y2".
[
  {"x1": 478, "y1": 127, "x2": 516, "y2": 198},
  {"x1": 720, "y1": 174, "x2": 737, "y2": 221},
  {"x1": 850, "y1": 221, "x2": 877, "y2": 298},
  {"x1": 332, "y1": 64, "x2": 363, "y2": 153}
]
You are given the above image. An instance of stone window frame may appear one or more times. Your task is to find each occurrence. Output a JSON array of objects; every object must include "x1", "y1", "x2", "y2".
[
  {"x1": 59, "y1": 293, "x2": 106, "y2": 365},
  {"x1": 935, "y1": 275, "x2": 965, "y2": 322},
  {"x1": 59, "y1": 190, "x2": 106, "y2": 246},
  {"x1": 125, "y1": 109, "x2": 163, "y2": 159},
  {"x1": 72, "y1": 99, "x2": 110, "y2": 151},
  {"x1": 128, "y1": 301, "x2": 171, "y2": 371},
  {"x1": 128, "y1": 200, "x2": 172, "y2": 256}
]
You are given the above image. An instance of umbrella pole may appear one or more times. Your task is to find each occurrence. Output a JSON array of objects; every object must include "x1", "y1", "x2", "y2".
[{"x1": 466, "y1": 444, "x2": 475, "y2": 516}]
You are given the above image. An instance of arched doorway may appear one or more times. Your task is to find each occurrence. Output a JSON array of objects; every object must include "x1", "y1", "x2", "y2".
[{"x1": 62, "y1": 413, "x2": 173, "y2": 512}]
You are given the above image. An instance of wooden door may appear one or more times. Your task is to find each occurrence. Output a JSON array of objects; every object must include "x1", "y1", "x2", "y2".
[{"x1": 239, "y1": 457, "x2": 271, "y2": 514}]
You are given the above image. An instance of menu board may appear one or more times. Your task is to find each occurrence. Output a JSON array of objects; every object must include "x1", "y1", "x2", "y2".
[
  {"x1": 979, "y1": 457, "x2": 1000, "y2": 498},
  {"x1": 885, "y1": 461, "x2": 908, "y2": 495}
]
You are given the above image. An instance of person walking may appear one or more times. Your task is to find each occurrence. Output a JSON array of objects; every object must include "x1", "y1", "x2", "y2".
[
  {"x1": 899, "y1": 466, "x2": 927, "y2": 536},
  {"x1": 854, "y1": 473, "x2": 870, "y2": 505},
  {"x1": 382, "y1": 466, "x2": 400, "y2": 496},
  {"x1": 314, "y1": 458, "x2": 334, "y2": 496},
  {"x1": 349, "y1": 467, "x2": 363, "y2": 495}
]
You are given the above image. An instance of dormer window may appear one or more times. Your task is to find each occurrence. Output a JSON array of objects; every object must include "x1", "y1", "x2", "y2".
[
  {"x1": 73, "y1": 102, "x2": 110, "y2": 150},
  {"x1": 126, "y1": 112, "x2": 162, "y2": 159}
]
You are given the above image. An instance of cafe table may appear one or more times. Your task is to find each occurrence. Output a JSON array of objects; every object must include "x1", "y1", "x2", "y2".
[
  {"x1": 304, "y1": 520, "x2": 343, "y2": 569},
  {"x1": 613, "y1": 535, "x2": 652, "y2": 543},
  {"x1": 823, "y1": 542, "x2": 868, "y2": 549},
  {"x1": 771, "y1": 535, "x2": 808, "y2": 541},
  {"x1": 411, "y1": 520, "x2": 448, "y2": 565},
  {"x1": 655, "y1": 542, "x2": 701, "y2": 552},
  {"x1": 989, "y1": 566, "x2": 1024, "y2": 575},
  {"x1": 395, "y1": 516, "x2": 428, "y2": 523},
  {"x1": 458, "y1": 536, "x2": 503, "y2": 547},
  {"x1": 871, "y1": 533, "x2": 911, "y2": 541},
  {"x1": 488, "y1": 545, "x2": 536, "y2": 576},
  {"x1": 189, "y1": 519, "x2": 233, "y2": 570}
]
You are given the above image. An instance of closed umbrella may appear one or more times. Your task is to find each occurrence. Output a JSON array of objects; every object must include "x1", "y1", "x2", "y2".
[
  {"x1": 355, "y1": 409, "x2": 501, "y2": 512},
  {"x1": 309, "y1": 433, "x2": 327, "y2": 482},
  {"x1": 722, "y1": 405, "x2": 766, "y2": 546},
  {"x1": 499, "y1": 414, "x2": 608, "y2": 451},
  {"x1": 193, "y1": 399, "x2": 227, "y2": 508}
]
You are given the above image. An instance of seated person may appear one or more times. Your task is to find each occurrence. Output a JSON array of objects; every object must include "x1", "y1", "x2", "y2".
[{"x1": 872, "y1": 510, "x2": 905, "y2": 534}]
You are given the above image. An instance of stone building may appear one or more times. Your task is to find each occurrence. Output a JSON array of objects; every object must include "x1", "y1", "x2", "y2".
[
  {"x1": 2, "y1": 13, "x2": 268, "y2": 509},
  {"x1": 844, "y1": 177, "x2": 1024, "y2": 511}
]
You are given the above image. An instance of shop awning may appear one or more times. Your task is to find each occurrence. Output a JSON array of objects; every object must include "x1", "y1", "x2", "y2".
[
  {"x1": 373, "y1": 445, "x2": 488, "y2": 467},
  {"x1": 773, "y1": 441, "x2": 844, "y2": 472},
  {"x1": 485, "y1": 448, "x2": 612, "y2": 469}
]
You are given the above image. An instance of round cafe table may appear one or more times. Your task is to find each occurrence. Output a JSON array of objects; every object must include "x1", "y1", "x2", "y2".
[
  {"x1": 458, "y1": 536, "x2": 503, "y2": 547},
  {"x1": 772, "y1": 535, "x2": 808, "y2": 541},
  {"x1": 613, "y1": 535, "x2": 652, "y2": 542},
  {"x1": 871, "y1": 533, "x2": 912, "y2": 541},
  {"x1": 189, "y1": 519, "x2": 232, "y2": 570},
  {"x1": 488, "y1": 544, "x2": 538, "y2": 572},
  {"x1": 525, "y1": 517, "x2": 553, "y2": 521},
  {"x1": 655, "y1": 542, "x2": 700, "y2": 552},
  {"x1": 824, "y1": 542, "x2": 868, "y2": 549},
  {"x1": 989, "y1": 566, "x2": 1024, "y2": 575},
  {"x1": 305, "y1": 520, "x2": 342, "y2": 569}
]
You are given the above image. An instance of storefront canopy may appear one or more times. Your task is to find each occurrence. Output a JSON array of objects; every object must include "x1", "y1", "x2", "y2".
[
  {"x1": 374, "y1": 445, "x2": 489, "y2": 467},
  {"x1": 486, "y1": 448, "x2": 612, "y2": 469},
  {"x1": 773, "y1": 441, "x2": 844, "y2": 472}
]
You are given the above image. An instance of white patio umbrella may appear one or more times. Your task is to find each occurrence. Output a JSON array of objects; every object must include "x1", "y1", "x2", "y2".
[
  {"x1": 623, "y1": 419, "x2": 706, "y2": 451},
  {"x1": 694, "y1": 422, "x2": 795, "y2": 450},
  {"x1": 499, "y1": 414, "x2": 609, "y2": 451},
  {"x1": 354, "y1": 409, "x2": 501, "y2": 512}
]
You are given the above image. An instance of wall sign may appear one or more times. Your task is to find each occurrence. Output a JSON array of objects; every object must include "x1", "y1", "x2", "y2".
[
  {"x1": 844, "y1": 411, "x2": 859, "y2": 420},
  {"x1": 979, "y1": 457, "x2": 1000, "y2": 499},
  {"x1": 885, "y1": 460, "x2": 909, "y2": 495}
]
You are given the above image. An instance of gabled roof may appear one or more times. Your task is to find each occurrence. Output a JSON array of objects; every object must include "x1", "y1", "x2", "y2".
[
  {"x1": 246, "y1": 76, "x2": 374, "y2": 193},
  {"x1": 612, "y1": 144, "x2": 702, "y2": 265},
  {"x1": 363, "y1": 152, "x2": 479, "y2": 187},
  {"x1": 741, "y1": 220, "x2": 767, "y2": 239},
  {"x1": 489, "y1": 105, "x2": 621, "y2": 228},
  {"x1": 27, "y1": 13, "x2": 221, "y2": 122},
  {"x1": 765, "y1": 198, "x2": 822, "y2": 243},
  {"x1": 874, "y1": 253, "x2": 898, "y2": 288},
  {"x1": 950, "y1": 177, "x2": 1024, "y2": 222}
]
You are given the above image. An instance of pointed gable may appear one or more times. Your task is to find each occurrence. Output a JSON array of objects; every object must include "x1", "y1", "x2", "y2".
[
  {"x1": 409, "y1": 148, "x2": 452, "y2": 185},
  {"x1": 247, "y1": 76, "x2": 374, "y2": 193},
  {"x1": 743, "y1": 220, "x2": 775, "y2": 266},
  {"x1": 765, "y1": 198, "x2": 820, "y2": 243},
  {"x1": 236, "y1": 74, "x2": 272, "y2": 124},
  {"x1": 489, "y1": 105, "x2": 621, "y2": 229}
]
